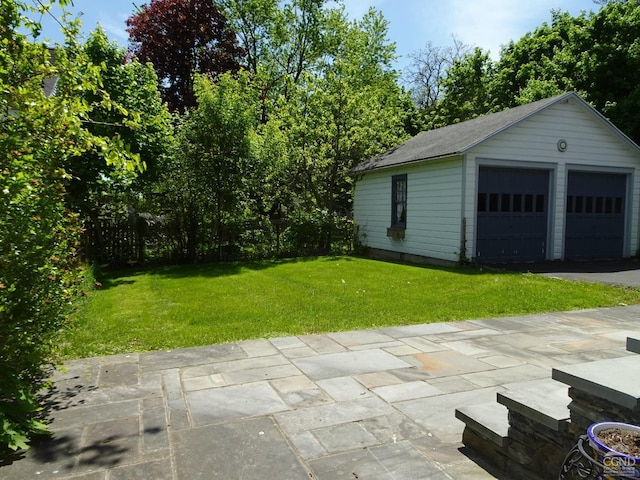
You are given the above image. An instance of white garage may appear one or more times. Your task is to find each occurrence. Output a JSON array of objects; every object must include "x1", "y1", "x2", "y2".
[{"x1": 351, "y1": 92, "x2": 640, "y2": 264}]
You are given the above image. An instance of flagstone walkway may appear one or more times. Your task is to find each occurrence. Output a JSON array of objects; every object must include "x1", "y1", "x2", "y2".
[{"x1": 2, "y1": 305, "x2": 640, "y2": 479}]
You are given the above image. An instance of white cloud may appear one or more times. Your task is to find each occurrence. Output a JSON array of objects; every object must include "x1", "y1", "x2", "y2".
[
  {"x1": 446, "y1": 0, "x2": 535, "y2": 57},
  {"x1": 433, "y1": 0, "x2": 592, "y2": 58}
]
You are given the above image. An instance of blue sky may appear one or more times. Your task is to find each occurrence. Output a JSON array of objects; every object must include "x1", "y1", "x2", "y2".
[{"x1": 30, "y1": 0, "x2": 596, "y2": 72}]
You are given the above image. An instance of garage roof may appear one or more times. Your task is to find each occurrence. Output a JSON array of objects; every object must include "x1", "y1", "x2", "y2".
[{"x1": 351, "y1": 91, "x2": 638, "y2": 174}]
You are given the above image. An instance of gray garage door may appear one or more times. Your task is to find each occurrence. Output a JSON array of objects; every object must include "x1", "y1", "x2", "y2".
[
  {"x1": 565, "y1": 171, "x2": 626, "y2": 260},
  {"x1": 476, "y1": 167, "x2": 549, "y2": 263}
]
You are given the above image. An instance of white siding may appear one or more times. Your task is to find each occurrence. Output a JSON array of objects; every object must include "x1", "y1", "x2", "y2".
[
  {"x1": 465, "y1": 97, "x2": 640, "y2": 260},
  {"x1": 471, "y1": 103, "x2": 638, "y2": 165},
  {"x1": 353, "y1": 157, "x2": 464, "y2": 262}
]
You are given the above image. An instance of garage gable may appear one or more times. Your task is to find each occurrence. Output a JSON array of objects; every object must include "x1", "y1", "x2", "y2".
[{"x1": 470, "y1": 95, "x2": 640, "y2": 167}]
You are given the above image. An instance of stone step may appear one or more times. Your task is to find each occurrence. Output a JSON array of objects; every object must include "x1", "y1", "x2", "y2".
[
  {"x1": 455, "y1": 402, "x2": 509, "y2": 447},
  {"x1": 497, "y1": 378, "x2": 570, "y2": 432},
  {"x1": 552, "y1": 355, "x2": 640, "y2": 410},
  {"x1": 627, "y1": 336, "x2": 640, "y2": 354}
]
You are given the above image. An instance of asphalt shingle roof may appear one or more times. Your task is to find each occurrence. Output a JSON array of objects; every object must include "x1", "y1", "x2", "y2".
[{"x1": 351, "y1": 92, "x2": 576, "y2": 174}]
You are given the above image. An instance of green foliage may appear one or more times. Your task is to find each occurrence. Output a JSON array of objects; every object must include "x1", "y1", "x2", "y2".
[
  {"x1": 160, "y1": 72, "x2": 259, "y2": 261},
  {"x1": 0, "y1": 386, "x2": 49, "y2": 452},
  {"x1": 1, "y1": 0, "x2": 140, "y2": 451},
  {"x1": 491, "y1": 10, "x2": 591, "y2": 107},
  {"x1": 279, "y1": 8, "x2": 416, "y2": 217},
  {"x1": 282, "y1": 209, "x2": 353, "y2": 255},
  {"x1": 145, "y1": 3, "x2": 419, "y2": 262},
  {"x1": 428, "y1": 48, "x2": 496, "y2": 128},
  {"x1": 221, "y1": 0, "x2": 329, "y2": 115},
  {"x1": 587, "y1": 1, "x2": 640, "y2": 141},
  {"x1": 249, "y1": 118, "x2": 293, "y2": 218},
  {"x1": 431, "y1": 2, "x2": 640, "y2": 142},
  {"x1": 67, "y1": 28, "x2": 171, "y2": 217}
]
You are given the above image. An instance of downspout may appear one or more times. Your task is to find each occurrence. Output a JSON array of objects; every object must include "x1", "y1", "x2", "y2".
[{"x1": 460, "y1": 154, "x2": 468, "y2": 264}]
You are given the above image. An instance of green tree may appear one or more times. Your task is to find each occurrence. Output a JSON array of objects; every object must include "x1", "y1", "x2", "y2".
[
  {"x1": 491, "y1": 10, "x2": 591, "y2": 107},
  {"x1": 586, "y1": 1, "x2": 640, "y2": 141},
  {"x1": 161, "y1": 72, "x2": 258, "y2": 261},
  {"x1": 279, "y1": 9, "x2": 416, "y2": 250},
  {"x1": 429, "y1": 48, "x2": 496, "y2": 128},
  {"x1": 68, "y1": 28, "x2": 172, "y2": 220},
  {"x1": 152, "y1": 2, "x2": 421, "y2": 257},
  {"x1": 1, "y1": 0, "x2": 139, "y2": 450},
  {"x1": 431, "y1": 2, "x2": 640, "y2": 144},
  {"x1": 221, "y1": 0, "x2": 331, "y2": 121},
  {"x1": 498, "y1": 2, "x2": 640, "y2": 142}
]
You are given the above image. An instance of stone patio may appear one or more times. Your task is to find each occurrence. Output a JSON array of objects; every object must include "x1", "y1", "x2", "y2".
[{"x1": 2, "y1": 304, "x2": 640, "y2": 479}]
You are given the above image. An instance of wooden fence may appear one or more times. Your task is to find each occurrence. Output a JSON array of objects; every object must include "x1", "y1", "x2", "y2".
[
  {"x1": 81, "y1": 214, "x2": 352, "y2": 266},
  {"x1": 81, "y1": 216, "x2": 144, "y2": 266}
]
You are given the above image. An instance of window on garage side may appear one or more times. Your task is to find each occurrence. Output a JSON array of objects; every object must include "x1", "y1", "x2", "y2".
[{"x1": 391, "y1": 174, "x2": 407, "y2": 228}]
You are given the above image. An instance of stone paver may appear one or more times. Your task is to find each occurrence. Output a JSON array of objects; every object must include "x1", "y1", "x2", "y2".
[
  {"x1": 292, "y1": 348, "x2": 411, "y2": 380},
  {"x1": 186, "y1": 381, "x2": 290, "y2": 425},
  {"x1": 172, "y1": 417, "x2": 310, "y2": 480},
  {"x1": 497, "y1": 378, "x2": 570, "y2": 431},
  {"x1": 552, "y1": 355, "x2": 640, "y2": 409},
  {"x1": 1, "y1": 305, "x2": 639, "y2": 480}
]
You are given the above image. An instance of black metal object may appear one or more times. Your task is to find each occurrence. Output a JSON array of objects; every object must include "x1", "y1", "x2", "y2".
[{"x1": 559, "y1": 435, "x2": 639, "y2": 479}]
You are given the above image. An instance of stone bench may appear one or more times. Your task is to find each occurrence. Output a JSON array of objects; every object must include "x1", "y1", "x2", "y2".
[
  {"x1": 552, "y1": 354, "x2": 640, "y2": 433},
  {"x1": 456, "y1": 337, "x2": 640, "y2": 479},
  {"x1": 456, "y1": 378, "x2": 572, "y2": 479},
  {"x1": 497, "y1": 378, "x2": 570, "y2": 433},
  {"x1": 456, "y1": 402, "x2": 510, "y2": 472}
]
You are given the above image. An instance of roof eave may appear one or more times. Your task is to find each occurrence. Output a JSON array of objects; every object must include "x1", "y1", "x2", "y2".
[
  {"x1": 350, "y1": 152, "x2": 463, "y2": 175},
  {"x1": 352, "y1": 92, "x2": 579, "y2": 176}
]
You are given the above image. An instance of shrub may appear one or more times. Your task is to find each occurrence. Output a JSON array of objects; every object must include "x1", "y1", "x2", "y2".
[
  {"x1": 0, "y1": 145, "x2": 84, "y2": 451},
  {"x1": 1, "y1": 1, "x2": 140, "y2": 451},
  {"x1": 282, "y1": 209, "x2": 354, "y2": 256}
]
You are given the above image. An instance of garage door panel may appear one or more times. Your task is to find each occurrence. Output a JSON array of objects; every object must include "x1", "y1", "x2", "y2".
[
  {"x1": 476, "y1": 167, "x2": 549, "y2": 263},
  {"x1": 565, "y1": 172, "x2": 626, "y2": 260}
]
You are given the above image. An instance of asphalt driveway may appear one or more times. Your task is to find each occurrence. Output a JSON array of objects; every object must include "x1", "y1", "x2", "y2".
[{"x1": 493, "y1": 260, "x2": 640, "y2": 287}]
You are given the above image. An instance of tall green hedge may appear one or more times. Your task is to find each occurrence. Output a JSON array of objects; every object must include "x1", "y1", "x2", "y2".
[{"x1": 1, "y1": 0, "x2": 140, "y2": 451}]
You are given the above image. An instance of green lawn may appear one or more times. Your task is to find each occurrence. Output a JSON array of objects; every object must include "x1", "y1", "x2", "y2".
[{"x1": 61, "y1": 256, "x2": 640, "y2": 359}]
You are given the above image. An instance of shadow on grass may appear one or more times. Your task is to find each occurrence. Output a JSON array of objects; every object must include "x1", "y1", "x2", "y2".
[
  {"x1": 92, "y1": 254, "x2": 543, "y2": 292},
  {"x1": 489, "y1": 259, "x2": 640, "y2": 274},
  {"x1": 361, "y1": 255, "x2": 496, "y2": 277},
  {"x1": 94, "y1": 256, "x2": 339, "y2": 289},
  {"x1": 95, "y1": 254, "x2": 637, "y2": 292}
]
